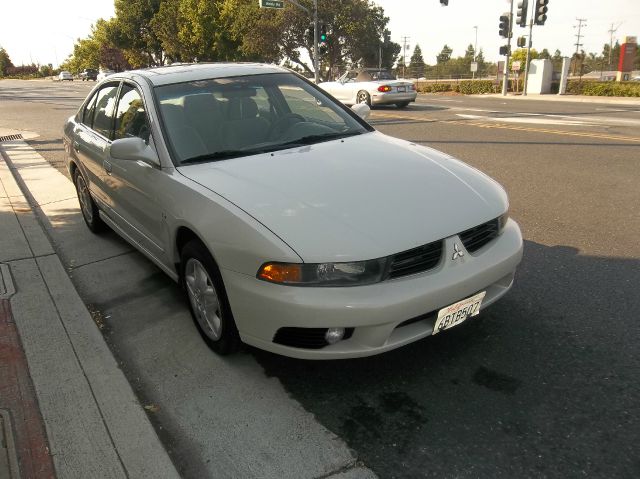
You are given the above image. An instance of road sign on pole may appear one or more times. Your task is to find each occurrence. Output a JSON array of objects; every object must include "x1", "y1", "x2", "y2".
[
  {"x1": 258, "y1": 0, "x2": 284, "y2": 9},
  {"x1": 470, "y1": 62, "x2": 478, "y2": 73},
  {"x1": 512, "y1": 61, "x2": 521, "y2": 71}
]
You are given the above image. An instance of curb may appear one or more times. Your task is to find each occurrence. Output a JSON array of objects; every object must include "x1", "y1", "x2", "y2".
[{"x1": 0, "y1": 139, "x2": 180, "y2": 478}]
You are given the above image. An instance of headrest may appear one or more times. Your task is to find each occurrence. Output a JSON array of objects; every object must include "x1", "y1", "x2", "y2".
[
  {"x1": 227, "y1": 97, "x2": 258, "y2": 120},
  {"x1": 183, "y1": 93, "x2": 220, "y2": 119},
  {"x1": 160, "y1": 103, "x2": 185, "y2": 126}
]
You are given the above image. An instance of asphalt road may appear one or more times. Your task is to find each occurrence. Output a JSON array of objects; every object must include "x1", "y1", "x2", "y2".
[{"x1": 1, "y1": 79, "x2": 639, "y2": 478}]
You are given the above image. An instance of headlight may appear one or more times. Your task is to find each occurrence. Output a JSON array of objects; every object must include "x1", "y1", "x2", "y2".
[
  {"x1": 498, "y1": 210, "x2": 509, "y2": 232},
  {"x1": 257, "y1": 259, "x2": 387, "y2": 286}
]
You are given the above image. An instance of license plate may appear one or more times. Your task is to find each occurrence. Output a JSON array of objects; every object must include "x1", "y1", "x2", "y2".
[
  {"x1": 433, "y1": 291, "x2": 486, "y2": 335},
  {"x1": 396, "y1": 86, "x2": 406, "y2": 92}
]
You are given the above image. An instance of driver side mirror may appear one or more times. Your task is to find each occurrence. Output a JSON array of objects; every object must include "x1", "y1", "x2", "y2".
[
  {"x1": 110, "y1": 137, "x2": 160, "y2": 167},
  {"x1": 351, "y1": 103, "x2": 371, "y2": 121}
]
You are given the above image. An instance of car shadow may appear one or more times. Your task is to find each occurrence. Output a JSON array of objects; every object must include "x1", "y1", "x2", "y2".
[{"x1": 250, "y1": 239, "x2": 640, "y2": 477}]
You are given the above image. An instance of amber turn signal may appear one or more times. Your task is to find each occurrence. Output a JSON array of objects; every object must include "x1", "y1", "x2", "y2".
[{"x1": 257, "y1": 263, "x2": 302, "y2": 283}]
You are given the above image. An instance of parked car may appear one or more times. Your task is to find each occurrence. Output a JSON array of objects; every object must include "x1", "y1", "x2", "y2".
[
  {"x1": 80, "y1": 69, "x2": 98, "y2": 81},
  {"x1": 96, "y1": 69, "x2": 115, "y2": 81},
  {"x1": 58, "y1": 71, "x2": 73, "y2": 81},
  {"x1": 319, "y1": 68, "x2": 417, "y2": 108},
  {"x1": 63, "y1": 63, "x2": 522, "y2": 359}
]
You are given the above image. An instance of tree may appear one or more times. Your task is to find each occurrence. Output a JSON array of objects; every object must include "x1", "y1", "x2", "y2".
[
  {"x1": 436, "y1": 44, "x2": 452, "y2": 64},
  {"x1": 551, "y1": 49, "x2": 564, "y2": 71},
  {"x1": 220, "y1": 0, "x2": 397, "y2": 80},
  {"x1": 409, "y1": 44, "x2": 425, "y2": 78},
  {"x1": 539, "y1": 48, "x2": 551, "y2": 60},
  {"x1": 0, "y1": 47, "x2": 14, "y2": 77},
  {"x1": 110, "y1": 0, "x2": 164, "y2": 66},
  {"x1": 510, "y1": 48, "x2": 538, "y2": 71}
]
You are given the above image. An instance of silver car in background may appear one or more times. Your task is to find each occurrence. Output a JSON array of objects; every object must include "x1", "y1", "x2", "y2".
[
  {"x1": 63, "y1": 63, "x2": 522, "y2": 359},
  {"x1": 319, "y1": 68, "x2": 417, "y2": 108}
]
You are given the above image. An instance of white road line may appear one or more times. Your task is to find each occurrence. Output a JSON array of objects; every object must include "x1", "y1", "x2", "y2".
[{"x1": 456, "y1": 114, "x2": 588, "y2": 126}]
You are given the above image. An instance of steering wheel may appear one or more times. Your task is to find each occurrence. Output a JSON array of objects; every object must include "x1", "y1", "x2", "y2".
[{"x1": 268, "y1": 113, "x2": 306, "y2": 140}]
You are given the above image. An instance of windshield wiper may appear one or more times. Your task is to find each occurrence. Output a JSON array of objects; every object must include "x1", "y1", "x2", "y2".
[
  {"x1": 180, "y1": 149, "x2": 261, "y2": 165},
  {"x1": 277, "y1": 131, "x2": 363, "y2": 148}
]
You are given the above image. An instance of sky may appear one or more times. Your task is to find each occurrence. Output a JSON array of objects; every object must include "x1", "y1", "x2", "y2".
[{"x1": 1, "y1": 0, "x2": 639, "y2": 68}]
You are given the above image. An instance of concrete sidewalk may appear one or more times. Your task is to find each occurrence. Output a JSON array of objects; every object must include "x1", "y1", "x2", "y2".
[
  {"x1": 0, "y1": 137, "x2": 180, "y2": 478},
  {"x1": 474, "y1": 93, "x2": 640, "y2": 106}
]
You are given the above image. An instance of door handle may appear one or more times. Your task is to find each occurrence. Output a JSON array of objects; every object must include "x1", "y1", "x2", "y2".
[{"x1": 104, "y1": 159, "x2": 113, "y2": 175}]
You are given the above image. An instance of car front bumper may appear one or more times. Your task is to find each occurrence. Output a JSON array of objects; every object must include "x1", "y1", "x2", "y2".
[
  {"x1": 371, "y1": 91, "x2": 418, "y2": 105},
  {"x1": 223, "y1": 219, "x2": 523, "y2": 359}
]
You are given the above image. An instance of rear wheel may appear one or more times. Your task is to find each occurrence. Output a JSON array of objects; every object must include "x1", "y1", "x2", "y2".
[
  {"x1": 74, "y1": 170, "x2": 106, "y2": 233},
  {"x1": 356, "y1": 90, "x2": 371, "y2": 106},
  {"x1": 181, "y1": 240, "x2": 240, "y2": 355},
  {"x1": 396, "y1": 101, "x2": 410, "y2": 109}
]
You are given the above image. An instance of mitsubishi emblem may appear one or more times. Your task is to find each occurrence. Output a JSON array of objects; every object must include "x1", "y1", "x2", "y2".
[{"x1": 452, "y1": 243, "x2": 465, "y2": 260}]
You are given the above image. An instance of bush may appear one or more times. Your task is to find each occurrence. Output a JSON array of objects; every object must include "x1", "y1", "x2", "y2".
[
  {"x1": 416, "y1": 79, "x2": 519, "y2": 95},
  {"x1": 566, "y1": 80, "x2": 640, "y2": 97}
]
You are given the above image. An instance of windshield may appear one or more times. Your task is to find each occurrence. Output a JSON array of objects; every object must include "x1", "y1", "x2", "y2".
[
  {"x1": 370, "y1": 70, "x2": 396, "y2": 80},
  {"x1": 155, "y1": 72, "x2": 371, "y2": 165}
]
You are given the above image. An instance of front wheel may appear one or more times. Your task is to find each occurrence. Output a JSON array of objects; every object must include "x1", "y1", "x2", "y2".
[
  {"x1": 181, "y1": 240, "x2": 240, "y2": 355},
  {"x1": 74, "y1": 170, "x2": 106, "y2": 233},
  {"x1": 356, "y1": 90, "x2": 371, "y2": 106}
]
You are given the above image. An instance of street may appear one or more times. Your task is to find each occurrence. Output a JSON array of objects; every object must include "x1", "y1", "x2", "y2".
[{"x1": 1, "y1": 79, "x2": 639, "y2": 478}]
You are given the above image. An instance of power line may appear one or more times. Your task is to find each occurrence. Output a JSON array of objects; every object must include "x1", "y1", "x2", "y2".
[
  {"x1": 607, "y1": 22, "x2": 623, "y2": 70},
  {"x1": 400, "y1": 35, "x2": 410, "y2": 78},
  {"x1": 573, "y1": 18, "x2": 587, "y2": 76}
]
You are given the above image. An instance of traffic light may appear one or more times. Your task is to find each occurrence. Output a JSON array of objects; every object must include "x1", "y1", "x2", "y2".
[
  {"x1": 534, "y1": 0, "x2": 549, "y2": 25},
  {"x1": 517, "y1": 36, "x2": 527, "y2": 48},
  {"x1": 384, "y1": 31, "x2": 391, "y2": 44},
  {"x1": 319, "y1": 24, "x2": 327, "y2": 43},
  {"x1": 516, "y1": 1, "x2": 529, "y2": 28},
  {"x1": 440, "y1": 0, "x2": 449, "y2": 5},
  {"x1": 499, "y1": 13, "x2": 511, "y2": 38},
  {"x1": 499, "y1": 45, "x2": 510, "y2": 56}
]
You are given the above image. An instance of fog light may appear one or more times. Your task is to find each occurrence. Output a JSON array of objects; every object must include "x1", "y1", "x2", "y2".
[{"x1": 325, "y1": 327, "x2": 345, "y2": 345}]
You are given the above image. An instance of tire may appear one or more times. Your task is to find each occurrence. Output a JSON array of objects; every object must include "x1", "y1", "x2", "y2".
[
  {"x1": 181, "y1": 240, "x2": 240, "y2": 355},
  {"x1": 74, "y1": 169, "x2": 106, "y2": 233},
  {"x1": 396, "y1": 101, "x2": 410, "y2": 109},
  {"x1": 356, "y1": 90, "x2": 371, "y2": 106}
]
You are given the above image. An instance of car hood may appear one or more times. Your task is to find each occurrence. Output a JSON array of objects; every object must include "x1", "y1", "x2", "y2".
[{"x1": 176, "y1": 132, "x2": 508, "y2": 263}]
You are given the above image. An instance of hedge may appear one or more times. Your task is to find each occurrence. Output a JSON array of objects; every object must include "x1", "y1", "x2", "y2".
[
  {"x1": 416, "y1": 79, "x2": 524, "y2": 95},
  {"x1": 566, "y1": 80, "x2": 640, "y2": 97}
]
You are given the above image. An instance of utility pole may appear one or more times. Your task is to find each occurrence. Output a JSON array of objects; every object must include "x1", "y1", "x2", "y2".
[
  {"x1": 523, "y1": 19, "x2": 534, "y2": 95},
  {"x1": 502, "y1": 0, "x2": 515, "y2": 96},
  {"x1": 473, "y1": 26, "x2": 478, "y2": 80},
  {"x1": 401, "y1": 36, "x2": 410, "y2": 78},
  {"x1": 608, "y1": 22, "x2": 622, "y2": 71},
  {"x1": 313, "y1": 0, "x2": 319, "y2": 83},
  {"x1": 573, "y1": 18, "x2": 587, "y2": 76}
]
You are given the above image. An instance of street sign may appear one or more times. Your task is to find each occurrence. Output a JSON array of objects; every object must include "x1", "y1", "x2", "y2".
[
  {"x1": 470, "y1": 62, "x2": 478, "y2": 73},
  {"x1": 258, "y1": 0, "x2": 284, "y2": 8},
  {"x1": 512, "y1": 61, "x2": 521, "y2": 71}
]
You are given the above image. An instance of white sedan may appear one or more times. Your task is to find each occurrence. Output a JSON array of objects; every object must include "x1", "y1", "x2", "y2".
[
  {"x1": 319, "y1": 68, "x2": 417, "y2": 108},
  {"x1": 58, "y1": 71, "x2": 73, "y2": 81},
  {"x1": 63, "y1": 63, "x2": 522, "y2": 359}
]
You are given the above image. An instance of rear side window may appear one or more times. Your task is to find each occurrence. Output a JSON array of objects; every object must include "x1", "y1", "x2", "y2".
[
  {"x1": 114, "y1": 84, "x2": 149, "y2": 141},
  {"x1": 82, "y1": 94, "x2": 98, "y2": 126},
  {"x1": 92, "y1": 84, "x2": 119, "y2": 138}
]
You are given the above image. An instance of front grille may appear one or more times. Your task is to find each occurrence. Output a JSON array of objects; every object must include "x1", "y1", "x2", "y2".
[
  {"x1": 386, "y1": 240, "x2": 443, "y2": 279},
  {"x1": 273, "y1": 327, "x2": 354, "y2": 349},
  {"x1": 459, "y1": 218, "x2": 499, "y2": 253}
]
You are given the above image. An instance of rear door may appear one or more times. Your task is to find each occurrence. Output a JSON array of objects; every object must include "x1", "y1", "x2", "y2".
[{"x1": 73, "y1": 81, "x2": 120, "y2": 208}]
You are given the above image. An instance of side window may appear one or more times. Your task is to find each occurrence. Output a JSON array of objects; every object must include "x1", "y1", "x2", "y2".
[
  {"x1": 92, "y1": 84, "x2": 119, "y2": 138},
  {"x1": 82, "y1": 93, "x2": 98, "y2": 126},
  {"x1": 114, "y1": 84, "x2": 150, "y2": 141}
]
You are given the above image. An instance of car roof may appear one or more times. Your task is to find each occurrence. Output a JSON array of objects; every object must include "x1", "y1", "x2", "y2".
[{"x1": 114, "y1": 62, "x2": 288, "y2": 86}]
